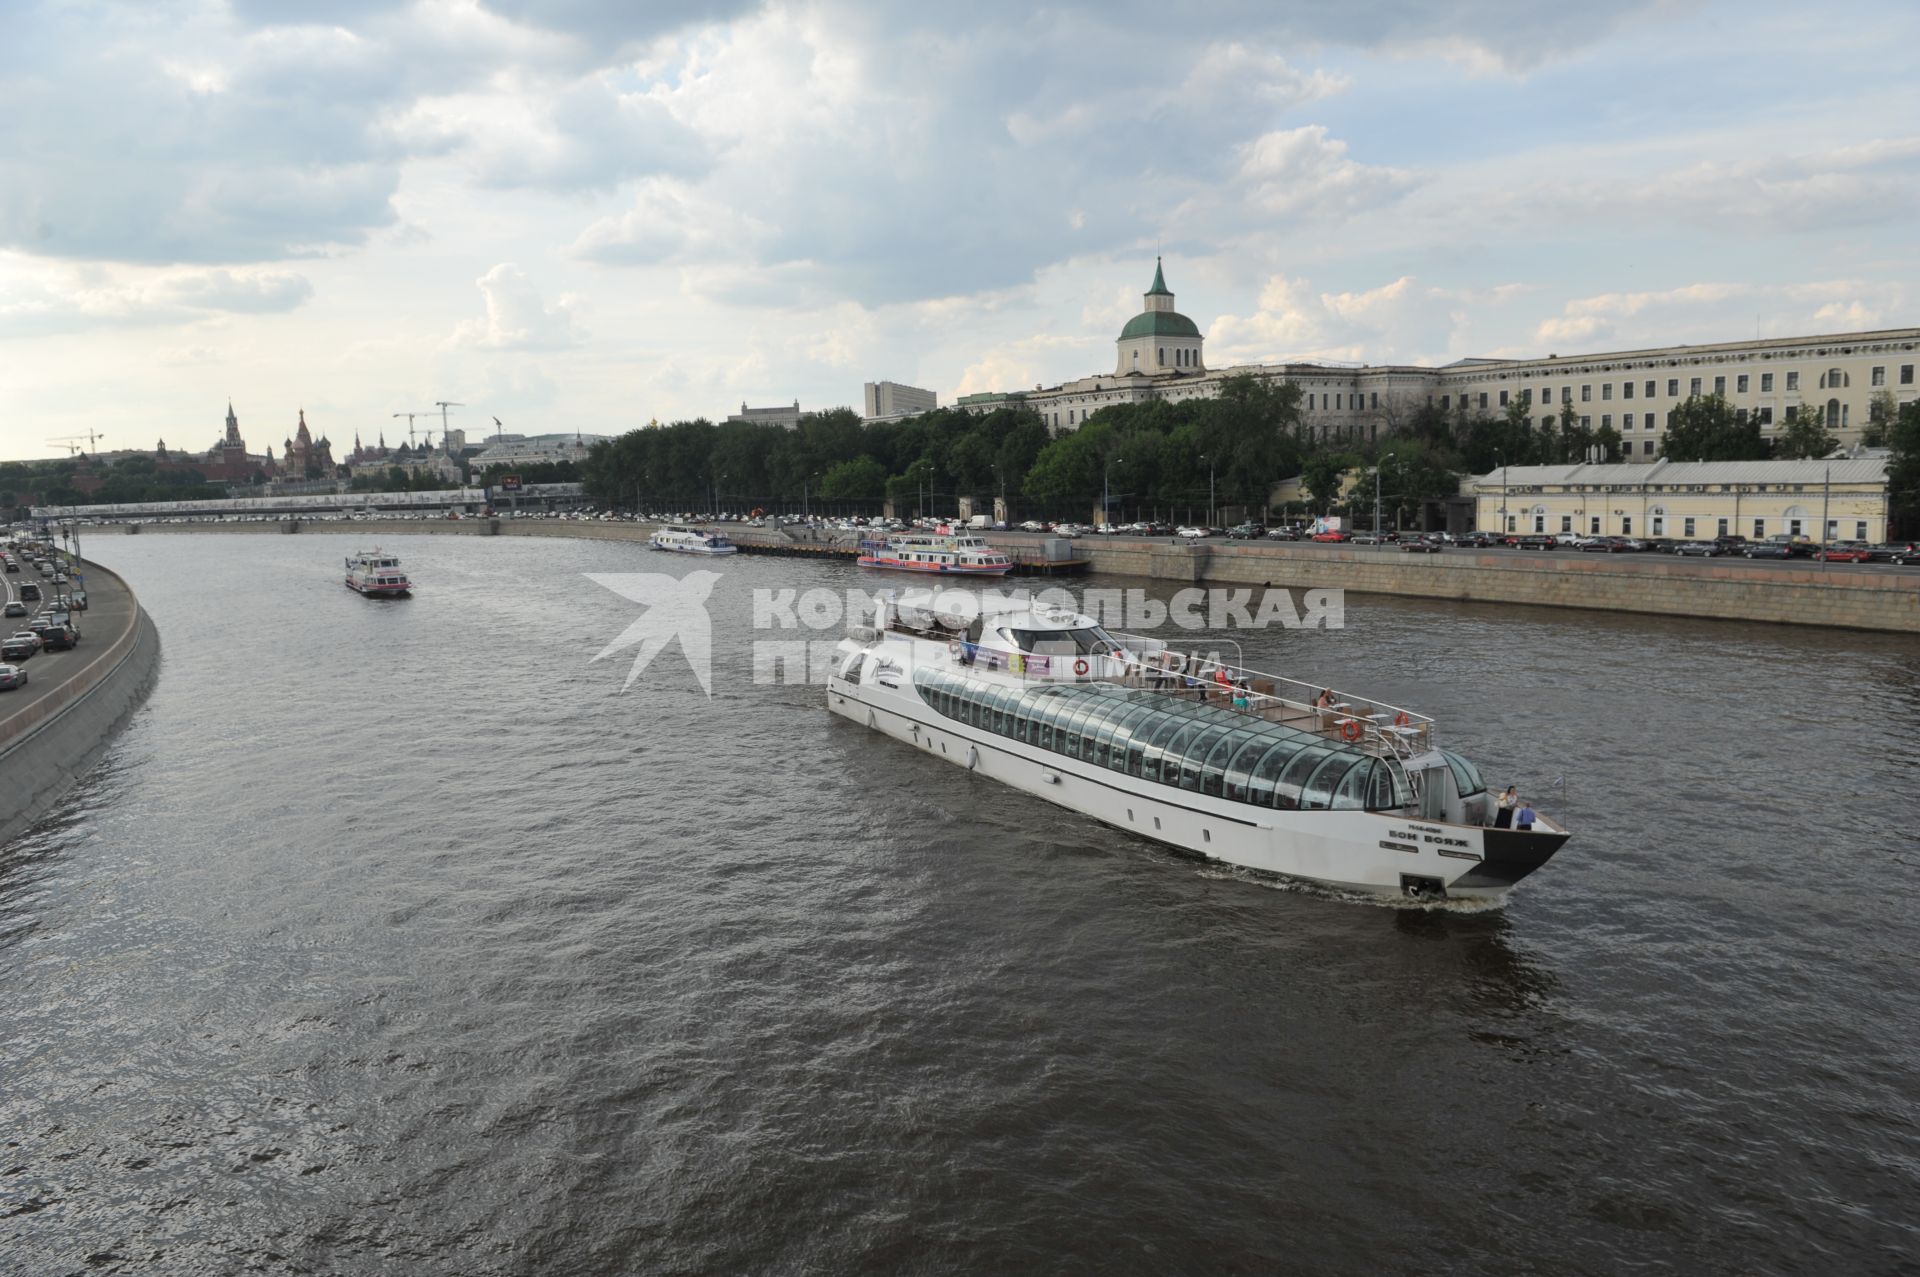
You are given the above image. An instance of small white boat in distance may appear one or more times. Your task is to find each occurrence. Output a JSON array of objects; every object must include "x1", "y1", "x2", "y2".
[
  {"x1": 650, "y1": 526, "x2": 738, "y2": 555},
  {"x1": 857, "y1": 532, "x2": 1013, "y2": 575},
  {"x1": 345, "y1": 549, "x2": 412, "y2": 597}
]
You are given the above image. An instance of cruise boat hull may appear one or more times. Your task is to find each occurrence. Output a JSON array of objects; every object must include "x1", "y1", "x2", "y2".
[
  {"x1": 827, "y1": 677, "x2": 1564, "y2": 900},
  {"x1": 345, "y1": 578, "x2": 411, "y2": 597},
  {"x1": 650, "y1": 528, "x2": 739, "y2": 555},
  {"x1": 855, "y1": 554, "x2": 1012, "y2": 575}
]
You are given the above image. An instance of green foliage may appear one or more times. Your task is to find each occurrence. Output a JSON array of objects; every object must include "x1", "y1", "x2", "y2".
[
  {"x1": 1659, "y1": 395, "x2": 1770, "y2": 462},
  {"x1": 1864, "y1": 389, "x2": 1898, "y2": 448},
  {"x1": 1302, "y1": 452, "x2": 1357, "y2": 512},
  {"x1": 818, "y1": 456, "x2": 887, "y2": 500},
  {"x1": 1774, "y1": 407, "x2": 1838, "y2": 460},
  {"x1": 1887, "y1": 398, "x2": 1920, "y2": 533}
]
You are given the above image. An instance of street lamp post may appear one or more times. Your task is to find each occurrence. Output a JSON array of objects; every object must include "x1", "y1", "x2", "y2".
[
  {"x1": 1820, "y1": 462, "x2": 1831, "y2": 570},
  {"x1": 1199, "y1": 453, "x2": 1216, "y2": 528},
  {"x1": 1495, "y1": 449, "x2": 1509, "y2": 534}
]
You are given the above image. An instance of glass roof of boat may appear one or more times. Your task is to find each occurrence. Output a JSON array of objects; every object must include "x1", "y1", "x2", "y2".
[{"x1": 913, "y1": 668, "x2": 1404, "y2": 812}]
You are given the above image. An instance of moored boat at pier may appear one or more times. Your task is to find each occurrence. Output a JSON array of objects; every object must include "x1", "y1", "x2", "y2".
[
  {"x1": 856, "y1": 533, "x2": 1013, "y2": 575},
  {"x1": 650, "y1": 526, "x2": 738, "y2": 555}
]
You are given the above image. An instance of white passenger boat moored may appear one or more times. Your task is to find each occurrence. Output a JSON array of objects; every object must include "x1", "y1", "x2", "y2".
[
  {"x1": 826, "y1": 590, "x2": 1568, "y2": 901},
  {"x1": 856, "y1": 532, "x2": 1013, "y2": 575},
  {"x1": 650, "y1": 526, "x2": 738, "y2": 555}
]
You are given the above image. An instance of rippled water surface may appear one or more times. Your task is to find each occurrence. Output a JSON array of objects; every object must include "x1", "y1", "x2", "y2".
[{"x1": 4, "y1": 533, "x2": 1917, "y2": 1275}]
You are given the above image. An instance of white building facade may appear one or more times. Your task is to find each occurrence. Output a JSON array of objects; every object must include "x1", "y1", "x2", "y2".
[
  {"x1": 863, "y1": 380, "x2": 937, "y2": 420},
  {"x1": 1001, "y1": 261, "x2": 1919, "y2": 460}
]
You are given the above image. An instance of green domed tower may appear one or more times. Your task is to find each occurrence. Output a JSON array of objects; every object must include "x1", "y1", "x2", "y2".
[{"x1": 1115, "y1": 257, "x2": 1204, "y2": 376}]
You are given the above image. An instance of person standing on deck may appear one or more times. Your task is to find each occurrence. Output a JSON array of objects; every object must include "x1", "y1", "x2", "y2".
[{"x1": 1495, "y1": 786, "x2": 1518, "y2": 829}]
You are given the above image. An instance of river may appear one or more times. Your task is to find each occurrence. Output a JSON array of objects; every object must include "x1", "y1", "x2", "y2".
[{"x1": 3, "y1": 532, "x2": 1916, "y2": 1275}]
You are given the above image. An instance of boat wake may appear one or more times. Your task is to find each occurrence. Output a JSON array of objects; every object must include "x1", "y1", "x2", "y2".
[{"x1": 1193, "y1": 865, "x2": 1512, "y2": 913}]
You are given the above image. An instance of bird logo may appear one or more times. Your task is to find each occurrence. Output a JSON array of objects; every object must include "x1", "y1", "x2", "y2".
[{"x1": 585, "y1": 569, "x2": 722, "y2": 694}]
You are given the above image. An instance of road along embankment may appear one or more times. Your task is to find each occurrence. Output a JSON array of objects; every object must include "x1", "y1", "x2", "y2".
[
  {"x1": 0, "y1": 561, "x2": 162, "y2": 846},
  {"x1": 122, "y1": 519, "x2": 1920, "y2": 633}
]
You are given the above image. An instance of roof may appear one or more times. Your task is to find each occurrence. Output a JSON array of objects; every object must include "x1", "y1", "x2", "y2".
[
  {"x1": 1119, "y1": 309, "x2": 1202, "y2": 340},
  {"x1": 1468, "y1": 458, "x2": 1888, "y2": 487},
  {"x1": 1147, "y1": 257, "x2": 1171, "y2": 296}
]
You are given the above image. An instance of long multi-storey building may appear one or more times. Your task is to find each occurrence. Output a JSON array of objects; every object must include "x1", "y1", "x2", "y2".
[
  {"x1": 979, "y1": 261, "x2": 1919, "y2": 462},
  {"x1": 862, "y1": 380, "x2": 937, "y2": 421}
]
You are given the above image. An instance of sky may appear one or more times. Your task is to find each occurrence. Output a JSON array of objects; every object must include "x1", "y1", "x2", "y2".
[{"x1": 2, "y1": 0, "x2": 1917, "y2": 460}]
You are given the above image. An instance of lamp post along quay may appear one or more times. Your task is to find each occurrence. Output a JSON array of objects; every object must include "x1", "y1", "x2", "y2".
[{"x1": 1375, "y1": 452, "x2": 1395, "y2": 536}]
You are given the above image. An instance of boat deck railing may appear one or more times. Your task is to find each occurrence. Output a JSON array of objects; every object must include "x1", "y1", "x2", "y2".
[{"x1": 877, "y1": 619, "x2": 1435, "y2": 759}]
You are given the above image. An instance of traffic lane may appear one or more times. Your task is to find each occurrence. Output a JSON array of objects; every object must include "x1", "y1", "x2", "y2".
[
  {"x1": 983, "y1": 530, "x2": 1919, "y2": 574},
  {"x1": 0, "y1": 561, "x2": 138, "y2": 729}
]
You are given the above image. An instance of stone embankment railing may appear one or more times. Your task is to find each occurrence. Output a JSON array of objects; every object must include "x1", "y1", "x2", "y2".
[{"x1": 0, "y1": 563, "x2": 151, "y2": 760}]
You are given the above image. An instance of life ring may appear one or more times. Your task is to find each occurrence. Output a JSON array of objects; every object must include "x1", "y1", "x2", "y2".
[
  {"x1": 1073, "y1": 658, "x2": 1090, "y2": 676},
  {"x1": 1393, "y1": 711, "x2": 1410, "y2": 727},
  {"x1": 1340, "y1": 718, "x2": 1364, "y2": 742}
]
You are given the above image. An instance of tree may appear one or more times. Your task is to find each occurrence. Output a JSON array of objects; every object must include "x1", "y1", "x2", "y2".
[
  {"x1": 1302, "y1": 452, "x2": 1356, "y2": 513},
  {"x1": 1886, "y1": 399, "x2": 1920, "y2": 536},
  {"x1": 1865, "y1": 389, "x2": 1898, "y2": 448},
  {"x1": 1775, "y1": 406, "x2": 1838, "y2": 460},
  {"x1": 1659, "y1": 395, "x2": 1769, "y2": 462},
  {"x1": 817, "y1": 456, "x2": 886, "y2": 500}
]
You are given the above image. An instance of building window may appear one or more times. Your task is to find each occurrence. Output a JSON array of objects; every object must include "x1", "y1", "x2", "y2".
[
  {"x1": 1786, "y1": 371, "x2": 1799, "y2": 391},
  {"x1": 1871, "y1": 366, "x2": 1885, "y2": 387},
  {"x1": 1371, "y1": 392, "x2": 1379, "y2": 409},
  {"x1": 1717, "y1": 518, "x2": 1729, "y2": 536},
  {"x1": 1753, "y1": 518, "x2": 1765, "y2": 539},
  {"x1": 1499, "y1": 390, "x2": 1509, "y2": 406},
  {"x1": 1559, "y1": 515, "x2": 1572, "y2": 532},
  {"x1": 1645, "y1": 380, "x2": 1656, "y2": 397},
  {"x1": 1622, "y1": 516, "x2": 1632, "y2": 534},
  {"x1": 1623, "y1": 381, "x2": 1635, "y2": 400},
  {"x1": 1559, "y1": 387, "x2": 1569, "y2": 403},
  {"x1": 1590, "y1": 516, "x2": 1601, "y2": 534},
  {"x1": 1737, "y1": 374, "x2": 1749, "y2": 393},
  {"x1": 1581, "y1": 384, "x2": 1592, "y2": 402},
  {"x1": 1506, "y1": 515, "x2": 1516, "y2": 532},
  {"x1": 1479, "y1": 393, "x2": 1488, "y2": 410},
  {"x1": 1534, "y1": 514, "x2": 1546, "y2": 533},
  {"x1": 1602, "y1": 414, "x2": 1612, "y2": 429},
  {"x1": 1857, "y1": 520, "x2": 1869, "y2": 539},
  {"x1": 1714, "y1": 376, "x2": 1726, "y2": 396},
  {"x1": 1582, "y1": 415, "x2": 1591, "y2": 429},
  {"x1": 1643, "y1": 440, "x2": 1655, "y2": 455},
  {"x1": 1652, "y1": 514, "x2": 1665, "y2": 534},
  {"x1": 1759, "y1": 406, "x2": 1773, "y2": 425},
  {"x1": 1668, "y1": 378, "x2": 1680, "y2": 396},
  {"x1": 1761, "y1": 372, "x2": 1774, "y2": 392},
  {"x1": 1541, "y1": 386, "x2": 1549, "y2": 403},
  {"x1": 1786, "y1": 406, "x2": 1800, "y2": 422},
  {"x1": 1602, "y1": 383, "x2": 1614, "y2": 401},
  {"x1": 1158, "y1": 347, "x2": 1165, "y2": 366},
  {"x1": 1902, "y1": 365, "x2": 1914, "y2": 385},
  {"x1": 1690, "y1": 377, "x2": 1703, "y2": 396},
  {"x1": 1684, "y1": 517, "x2": 1696, "y2": 537}
]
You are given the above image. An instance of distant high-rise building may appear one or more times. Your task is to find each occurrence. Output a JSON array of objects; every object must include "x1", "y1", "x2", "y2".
[{"x1": 862, "y1": 380, "x2": 937, "y2": 421}]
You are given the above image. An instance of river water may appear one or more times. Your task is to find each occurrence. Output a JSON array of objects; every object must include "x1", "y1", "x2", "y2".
[{"x1": 3, "y1": 533, "x2": 1916, "y2": 1275}]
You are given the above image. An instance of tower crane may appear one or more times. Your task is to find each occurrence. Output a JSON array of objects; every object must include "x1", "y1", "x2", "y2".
[
  {"x1": 46, "y1": 431, "x2": 106, "y2": 455},
  {"x1": 393, "y1": 411, "x2": 431, "y2": 447},
  {"x1": 435, "y1": 401, "x2": 464, "y2": 450}
]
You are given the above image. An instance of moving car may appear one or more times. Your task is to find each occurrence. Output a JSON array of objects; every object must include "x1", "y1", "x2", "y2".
[
  {"x1": 1401, "y1": 536, "x2": 1443, "y2": 553},
  {"x1": 40, "y1": 624, "x2": 78, "y2": 652},
  {"x1": 1227, "y1": 523, "x2": 1266, "y2": 539},
  {"x1": 1176, "y1": 526, "x2": 1211, "y2": 539},
  {"x1": 1815, "y1": 542, "x2": 1872, "y2": 563},
  {"x1": 0, "y1": 663, "x2": 25, "y2": 690},
  {"x1": 1263, "y1": 527, "x2": 1303, "y2": 541},
  {"x1": 1509, "y1": 534, "x2": 1556, "y2": 550},
  {"x1": 1309, "y1": 529, "x2": 1350, "y2": 543},
  {"x1": 1743, "y1": 542, "x2": 1792, "y2": 559},
  {"x1": 1, "y1": 635, "x2": 36, "y2": 661},
  {"x1": 1674, "y1": 540, "x2": 1722, "y2": 557},
  {"x1": 19, "y1": 583, "x2": 39, "y2": 601},
  {"x1": 1457, "y1": 531, "x2": 1502, "y2": 549},
  {"x1": 2, "y1": 602, "x2": 24, "y2": 618}
]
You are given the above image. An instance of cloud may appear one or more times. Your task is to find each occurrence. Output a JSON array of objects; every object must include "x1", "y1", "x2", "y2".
[
  {"x1": 1208, "y1": 273, "x2": 1498, "y2": 366},
  {"x1": 448, "y1": 263, "x2": 585, "y2": 350},
  {"x1": 1531, "y1": 280, "x2": 1910, "y2": 352},
  {"x1": 1236, "y1": 126, "x2": 1419, "y2": 218},
  {"x1": 0, "y1": 262, "x2": 313, "y2": 338}
]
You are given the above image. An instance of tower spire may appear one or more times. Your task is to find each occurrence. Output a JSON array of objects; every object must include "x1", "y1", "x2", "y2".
[{"x1": 1147, "y1": 256, "x2": 1170, "y2": 296}]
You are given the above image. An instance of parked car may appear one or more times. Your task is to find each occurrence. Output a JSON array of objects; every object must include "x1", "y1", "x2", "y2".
[
  {"x1": 1309, "y1": 530, "x2": 1350, "y2": 543},
  {"x1": 1613, "y1": 537, "x2": 1647, "y2": 552},
  {"x1": 1643, "y1": 538, "x2": 1677, "y2": 553},
  {"x1": 1864, "y1": 540, "x2": 1918, "y2": 563},
  {"x1": 2, "y1": 602, "x2": 23, "y2": 618},
  {"x1": 1713, "y1": 535, "x2": 1750, "y2": 555},
  {"x1": 1557, "y1": 533, "x2": 1591, "y2": 548},
  {"x1": 0, "y1": 663, "x2": 25, "y2": 689},
  {"x1": 1815, "y1": 541, "x2": 1872, "y2": 563},
  {"x1": 1578, "y1": 536, "x2": 1620, "y2": 552},
  {"x1": 1674, "y1": 540, "x2": 1722, "y2": 557},
  {"x1": 1510, "y1": 534, "x2": 1556, "y2": 550},
  {"x1": 1401, "y1": 536, "x2": 1443, "y2": 553},
  {"x1": 1743, "y1": 542, "x2": 1792, "y2": 559}
]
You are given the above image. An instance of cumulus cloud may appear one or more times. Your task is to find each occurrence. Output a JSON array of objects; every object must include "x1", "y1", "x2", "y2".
[
  {"x1": 1208, "y1": 274, "x2": 1508, "y2": 366},
  {"x1": 1532, "y1": 280, "x2": 1909, "y2": 352},
  {"x1": 448, "y1": 263, "x2": 585, "y2": 350},
  {"x1": 1236, "y1": 126, "x2": 1419, "y2": 218}
]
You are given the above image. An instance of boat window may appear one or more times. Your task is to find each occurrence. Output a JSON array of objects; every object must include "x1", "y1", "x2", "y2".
[
  {"x1": 1369, "y1": 764, "x2": 1402, "y2": 811},
  {"x1": 1442, "y1": 750, "x2": 1487, "y2": 798},
  {"x1": 1302, "y1": 754, "x2": 1357, "y2": 811},
  {"x1": 1247, "y1": 741, "x2": 1295, "y2": 807},
  {"x1": 1105, "y1": 703, "x2": 1153, "y2": 771},
  {"x1": 1223, "y1": 736, "x2": 1272, "y2": 801},
  {"x1": 1137, "y1": 715, "x2": 1184, "y2": 780},
  {"x1": 1275, "y1": 746, "x2": 1334, "y2": 809},
  {"x1": 986, "y1": 686, "x2": 1013, "y2": 734},
  {"x1": 1331, "y1": 760, "x2": 1374, "y2": 810},
  {"x1": 840, "y1": 652, "x2": 866, "y2": 684},
  {"x1": 1011, "y1": 628, "x2": 1072, "y2": 652},
  {"x1": 1201, "y1": 732, "x2": 1241, "y2": 798},
  {"x1": 1152, "y1": 725, "x2": 1197, "y2": 785},
  {"x1": 1178, "y1": 726, "x2": 1230, "y2": 791},
  {"x1": 1061, "y1": 701, "x2": 1102, "y2": 760},
  {"x1": 1092, "y1": 711, "x2": 1122, "y2": 768}
]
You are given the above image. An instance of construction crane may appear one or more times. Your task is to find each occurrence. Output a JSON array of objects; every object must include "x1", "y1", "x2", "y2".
[
  {"x1": 394, "y1": 411, "x2": 440, "y2": 446},
  {"x1": 434, "y1": 401, "x2": 464, "y2": 450},
  {"x1": 47, "y1": 431, "x2": 106, "y2": 455}
]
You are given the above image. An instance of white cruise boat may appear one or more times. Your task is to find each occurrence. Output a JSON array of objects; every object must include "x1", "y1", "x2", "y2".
[
  {"x1": 857, "y1": 532, "x2": 1013, "y2": 576},
  {"x1": 344, "y1": 549, "x2": 411, "y2": 597},
  {"x1": 650, "y1": 526, "x2": 738, "y2": 555},
  {"x1": 826, "y1": 590, "x2": 1568, "y2": 901}
]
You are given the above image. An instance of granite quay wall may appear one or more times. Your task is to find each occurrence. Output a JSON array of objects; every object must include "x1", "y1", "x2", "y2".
[
  {"x1": 119, "y1": 520, "x2": 1920, "y2": 633},
  {"x1": 0, "y1": 561, "x2": 162, "y2": 846}
]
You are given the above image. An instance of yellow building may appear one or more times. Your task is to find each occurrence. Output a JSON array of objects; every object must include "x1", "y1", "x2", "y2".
[{"x1": 1467, "y1": 457, "x2": 1891, "y2": 542}]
